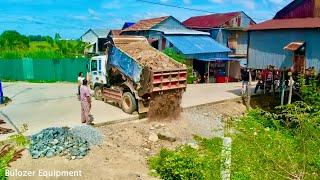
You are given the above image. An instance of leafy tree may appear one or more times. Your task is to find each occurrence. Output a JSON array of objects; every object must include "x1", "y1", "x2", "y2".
[
  {"x1": 0, "y1": 30, "x2": 29, "y2": 50},
  {"x1": 54, "y1": 33, "x2": 61, "y2": 41}
]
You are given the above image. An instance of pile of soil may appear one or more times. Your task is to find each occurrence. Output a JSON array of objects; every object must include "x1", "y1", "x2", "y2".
[
  {"x1": 148, "y1": 91, "x2": 183, "y2": 121},
  {"x1": 116, "y1": 41, "x2": 182, "y2": 70},
  {"x1": 0, "y1": 119, "x2": 14, "y2": 135}
]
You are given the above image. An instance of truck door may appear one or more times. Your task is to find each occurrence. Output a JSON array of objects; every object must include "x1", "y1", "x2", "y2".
[{"x1": 90, "y1": 59, "x2": 99, "y2": 86}]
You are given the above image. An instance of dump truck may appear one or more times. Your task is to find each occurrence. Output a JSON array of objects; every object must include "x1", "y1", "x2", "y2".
[{"x1": 87, "y1": 36, "x2": 187, "y2": 114}]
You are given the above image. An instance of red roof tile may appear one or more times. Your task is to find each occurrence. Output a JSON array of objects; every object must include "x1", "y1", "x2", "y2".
[
  {"x1": 249, "y1": 18, "x2": 320, "y2": 30},
  {"x1": 122, "y1": 16, "x2": 169, "y2": 31},
  {"x1": 183, "y1": 12, "x2": 241, "y2": 29}
]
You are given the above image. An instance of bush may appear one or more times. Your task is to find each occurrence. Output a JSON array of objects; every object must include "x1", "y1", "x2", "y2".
[
  {"x1": 148, "y1": 77, "x2": 320, "y2": 179},
  {"x1": 230, "y1": 106, "x2": 320, "y2": 179},
  {"x1": 0, "y1": 30, "x2": 85, "y2": 59},
  {"x1": 148, "y1": 137, "x2": 222, "y2": 180},
  {"x1": 163, "y1": 48, "x2": 195, "y2": 84},
  {"x1": 299, "y1": 76, "x2": 320, "y2": 112}
]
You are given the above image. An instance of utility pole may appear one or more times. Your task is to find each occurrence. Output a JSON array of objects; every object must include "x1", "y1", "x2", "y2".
[
  {"x1": 280, "y1": 70, "x2": 286, "y2": 106},
  {"x1": 288, "y1": 72, "x2": 293, "y2": 104},
  {"x1": 247, "y1": 69, "x2": 252, "y2": 108}
]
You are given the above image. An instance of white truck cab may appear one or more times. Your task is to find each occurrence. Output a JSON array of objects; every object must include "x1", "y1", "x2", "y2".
[{"x1": 88, "y1": 55, "x2": 108, "y2": 88}]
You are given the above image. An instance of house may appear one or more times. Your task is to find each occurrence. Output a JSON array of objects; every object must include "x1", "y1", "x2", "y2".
[
  {"x1": 274, "y1": 0, "x2": 320, "y2": 19},
  {"x1": 183, "y1": 11, "x2": 256, "y2": 58},
  {"x1": 109, "y1": 30, "x2": 122, "y2": 37},
  {"x1": 80, "y1": 29, "x2": 110, "y2": 55},
  {"x1": 247, "y1": 0, "x2": 320, "y2": 73},
  {"x1": 121, "y1": 16, "x2": 237, "y2": 83}
]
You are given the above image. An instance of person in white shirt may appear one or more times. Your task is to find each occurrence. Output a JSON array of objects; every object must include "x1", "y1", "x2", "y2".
[{"x1": 77, "y1": 72, "x2": 85, "y2": 97}]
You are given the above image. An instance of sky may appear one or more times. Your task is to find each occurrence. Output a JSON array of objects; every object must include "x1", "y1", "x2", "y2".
[{"x1": 0, "y1": 0, "x2": 293, "y2": 39}]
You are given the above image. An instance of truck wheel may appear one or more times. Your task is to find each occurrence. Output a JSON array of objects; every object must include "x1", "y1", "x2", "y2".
[
  {"x1": 94, "y1": 86, "x2": 103, "y2": 100},
  {"x1": 121, "y1": 92, "x2": 137, "y2": 114}
]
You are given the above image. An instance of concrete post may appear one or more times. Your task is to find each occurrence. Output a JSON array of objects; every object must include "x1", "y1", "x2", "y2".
[
  {"x1": 288, "y1": 72, "x2": 293, "y2": 104},
  {"x1": 247, "y1": 70, "x2": 252, "y2": 108},
  {"x1": 281, "y1": 70, "x2": 285, "y2": 106},
  {"x1": 221, "y1": 137, "x2": 232, "y2": 180}
]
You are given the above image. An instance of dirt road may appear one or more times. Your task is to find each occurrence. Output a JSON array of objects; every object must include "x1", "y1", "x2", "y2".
[
  {"x1": 0, "y1": 82, "x2": 248, "y2": 141},
  {"x1": 9, "y1": 100, "x2": 246, "y2": 180}
]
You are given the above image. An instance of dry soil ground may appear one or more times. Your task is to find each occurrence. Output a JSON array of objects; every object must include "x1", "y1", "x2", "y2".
[{"x1": 9, "y1": 100, "x2": 246, "y2": 180}]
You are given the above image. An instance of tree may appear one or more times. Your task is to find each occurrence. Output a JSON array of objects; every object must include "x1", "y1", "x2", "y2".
[
  {"x1": 54, "y1": 33, "x2": 61, "y2": 41},
  {"x1": 0, "y1": 30, "x2": 29, "y2": 50}
]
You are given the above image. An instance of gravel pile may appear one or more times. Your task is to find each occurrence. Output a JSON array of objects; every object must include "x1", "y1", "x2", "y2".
[
  {"x1": 29, "y1": 127, "x2": 89, "y2": 160},
  {"x1": 70, "y1": 125, "x2": 103, "y2": 146}
]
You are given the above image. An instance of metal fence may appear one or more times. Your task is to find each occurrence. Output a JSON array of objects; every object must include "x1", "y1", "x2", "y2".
[{"x1": 0, "y1": 58, "x2": 89, "y2": 82}]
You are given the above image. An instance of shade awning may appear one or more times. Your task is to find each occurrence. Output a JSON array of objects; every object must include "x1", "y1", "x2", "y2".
[
  {"x1": 198, "y1": 57, "x2": 240, "y2": 62},
  {"x1": 165, "y1": 35, "x2": 231, "y2": 55},
  {"x1": 284, "y1": 41, "x2": 305, "y2": 51}
]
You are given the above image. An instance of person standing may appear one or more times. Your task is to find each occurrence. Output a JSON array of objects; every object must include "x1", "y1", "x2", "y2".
[
  {"x1": 80, "y1": 79, "x2": 92, "y2": 125},
  {"x1": 254, "y1": 70, "x2": 263, "y2": 94},
  {"x1": 77, "y1": 72, "x2": 85, "y2": 99},
  {"x1": 241, "y1": 69, "x2": 250, "y2": 95}
]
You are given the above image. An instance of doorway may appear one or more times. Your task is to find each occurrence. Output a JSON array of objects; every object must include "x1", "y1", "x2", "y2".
[{"x1": 293, "y1": 45, "x2": 306, "y2": 74}]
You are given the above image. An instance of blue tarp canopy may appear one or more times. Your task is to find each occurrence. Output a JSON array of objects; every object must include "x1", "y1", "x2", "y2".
[
  {"x1": 198, "y1": 57, "x2": 240, "y2": 62},
  {"x1": 122, "y1": 22, "x2": 135, "y2": 30},
  {"x1": 165, "y1": 35, "x2": 231, "y2": 55}
]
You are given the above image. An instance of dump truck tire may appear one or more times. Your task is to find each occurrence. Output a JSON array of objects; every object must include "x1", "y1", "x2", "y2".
[
  {"x1": 94, "y1": 86, "x2": 103, "y2": 100},
  {"x1": 121, "y1": 92, "x2": 137, "y2": 114}
]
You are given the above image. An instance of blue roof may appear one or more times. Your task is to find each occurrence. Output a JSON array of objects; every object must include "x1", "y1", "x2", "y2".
[
  {"x1": 165, "y1": 35, "x2": 231, "y2": 55},
  {"x1": 122, "y1": 22, "x2": 135, "y2": 30},
  {"x1": 198, "y1": 57, "x2": 240, "y2": 62}
]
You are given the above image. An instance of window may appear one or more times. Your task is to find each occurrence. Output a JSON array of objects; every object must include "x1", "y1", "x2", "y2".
[{"x1": 91, "y1": 60, "x2": 97, "y2": 71}]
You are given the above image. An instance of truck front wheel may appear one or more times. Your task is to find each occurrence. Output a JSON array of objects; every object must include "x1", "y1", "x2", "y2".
[
  {"x1": 94, "y1": 86, "x2": 103, "y2": 100},
  {"x1": 121, "y1": 92, "x2": 137, "y2": 114}
]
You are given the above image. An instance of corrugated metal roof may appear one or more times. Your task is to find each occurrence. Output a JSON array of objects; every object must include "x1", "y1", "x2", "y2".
[
  {"x1": 165, "y1": 35, "x2": 231, "y2": 55},
  {"x1": 249, "y1": 18, "x2": 320, "y2": 30},
  {"x1": 198, "y1": 57, "x2": 240, "y2": 62},
  {"x1": 151, "y1": 28, "x2": 209, "y2": 35},
  {"x1": 183, "y1": 12, "x2": 241, "y2": 29},
  {"x1": 274, "y1": 0, "x2": 314, "y2": 19},
  {"x1": 122, "y1": 16, "x2": 169, "y2": 31},
  {"x1": 110, "y1": 30, "x2": 122, "y2": 37},
  {"x1": 92, "y1": 29, "x2": 110, "y2": 38},
  {"x1": 284, "y1": 41, "x2": 305, "y2": 51}
]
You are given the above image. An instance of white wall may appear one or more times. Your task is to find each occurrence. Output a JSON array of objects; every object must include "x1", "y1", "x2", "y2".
[{"x1": 81, "y1": 31, "x2": 98, "y2": 54}]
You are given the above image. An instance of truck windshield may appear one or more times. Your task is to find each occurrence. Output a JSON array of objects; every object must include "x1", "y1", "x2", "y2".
[{"x1": 91, "y1": 60, "x2": 98, "y2": 71}]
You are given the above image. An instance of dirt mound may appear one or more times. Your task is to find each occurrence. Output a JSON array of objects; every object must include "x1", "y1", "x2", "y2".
[
  {"x1": 116, "y1": 41, "x2": 182, "y2": 70},
  {"x1": 0, "y1": 119, "x2": 14, "y2": 135},
  {"x1": 148, "y1": 91, "x2": 183, "y2": 121}
]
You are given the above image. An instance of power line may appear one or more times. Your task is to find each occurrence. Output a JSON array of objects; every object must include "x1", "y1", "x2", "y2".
[
  {"x1": 136, "y1": 0, "x2": 271, "y2": 21},
  {"x1": 137, "y1": 0, "x2": 216, "y2": 14}
]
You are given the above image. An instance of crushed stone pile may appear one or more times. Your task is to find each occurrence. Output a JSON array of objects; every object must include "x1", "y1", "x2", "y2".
[
  {"x1": 70, "y1": 125, "x2": 103, "y2": 146},
  {"x1": 29, "y1": 127, "x2": 89, "y2": 160},
  {"x1": 116, "y1": 41, "x2": 182, "y2": 70},
  {"x1": 148, "y1": 91, "x2": 183, "y2": 121}
]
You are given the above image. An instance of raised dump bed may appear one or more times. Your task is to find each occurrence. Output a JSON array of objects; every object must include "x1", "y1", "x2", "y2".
[{"x1": 108, "y1": 36, "x2": 187, "y2": 96}]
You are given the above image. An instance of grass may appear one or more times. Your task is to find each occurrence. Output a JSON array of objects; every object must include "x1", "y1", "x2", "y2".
[{"x1": 149, "y1": 100, "x2": 320, "y2": 179}]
